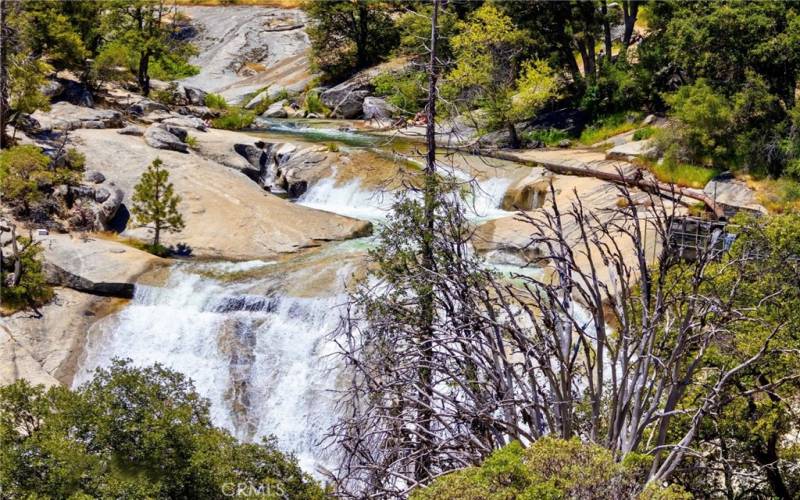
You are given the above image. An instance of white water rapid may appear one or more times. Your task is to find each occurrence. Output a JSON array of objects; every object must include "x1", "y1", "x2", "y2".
[
  {"x1": 75, "y1": 262, "x2": 350, "y2": 473},
  {"x1": 75, "y1": 125, "x2": 521, "y2": 478}
]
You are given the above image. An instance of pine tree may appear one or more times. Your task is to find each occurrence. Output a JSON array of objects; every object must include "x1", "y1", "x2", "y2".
[{"x1": 131, "y1": 158, "x2": 184, "y2": 250}]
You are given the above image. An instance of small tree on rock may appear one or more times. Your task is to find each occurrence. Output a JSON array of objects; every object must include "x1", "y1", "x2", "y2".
[{"x1": 131, "y1": 158, "x2": 184, "y2": 251}]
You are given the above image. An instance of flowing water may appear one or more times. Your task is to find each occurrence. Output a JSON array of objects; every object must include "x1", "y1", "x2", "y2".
[{"x1": 75, "y1": 120, "x2": 531, "y2": 476}]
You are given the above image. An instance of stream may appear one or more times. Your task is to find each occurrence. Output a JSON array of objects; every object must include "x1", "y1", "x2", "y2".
[{"x1": 73, "y1": 119, "x2": 536, "y2": 475}]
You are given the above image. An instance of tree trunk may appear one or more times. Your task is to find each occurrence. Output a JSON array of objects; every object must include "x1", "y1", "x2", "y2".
[
  {"x1": 507, "y1": 121, "x2": 520, "y2": 149},
  {"x1": 356, "y1": 1, "x2": 369, "y2": 69},
  {"x1": 622, "y1": 1, "x2": 640, "y2": 49},
  {"x1": 0, "y1": 0, "x2": 10, "y2": 149},
  {"x1": 601, "y1": 2, "x2": 613, "y2": 63},
  {"x1": 138, "y1": 50, "x2": 151, "y2": 97},
  {"x1": 415, "y1": 0, "x2": 440, "y2": 483}
]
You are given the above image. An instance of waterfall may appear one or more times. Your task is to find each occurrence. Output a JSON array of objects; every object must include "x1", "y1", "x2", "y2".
[
  {"x1": 298, "y1": 178, "x2": 396, "y2": 221},
  {"x1": 75, "y1": 261, "x2": 350, "y2": 474}
]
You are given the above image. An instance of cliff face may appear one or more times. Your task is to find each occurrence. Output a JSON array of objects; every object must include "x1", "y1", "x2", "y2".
[{"x1": 179, "y1": 6, "x2": 312, "y2": 104}]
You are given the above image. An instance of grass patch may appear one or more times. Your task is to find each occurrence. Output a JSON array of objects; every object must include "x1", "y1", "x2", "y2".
[
  {"x1": 579, "y1": 112, "x2": 643, "y2": 146},
  {"x1": 212, "y1": 108, "x2": 256, "y2": 130},
  {"x1": 648, "y1": 160, "x2": 719, "y2": 188},
  {"x1": 752, "y1": 177, "x2": 800, "y2": 213},
  {"x1": 204, "y1": 93, "x2": 228, "y2": 110},
  {"x1": 632, "y1": 126, "x2": 656, "y2": 141},
  {"x1": 93, "y1": 232, "x2": 173, "y2": 257},
  {"x1": 304, "y1": 90, "x2": 329, "y2": 116},
  {"x1": 184, "y1": 135, "x2": 198, "y2": 149},
  {"x1": 524, "y1": 128, "x2": 571, "y2": 147}
]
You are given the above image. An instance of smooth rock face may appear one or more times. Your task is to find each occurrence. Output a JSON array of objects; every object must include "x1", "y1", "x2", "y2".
[
  {"x1": 32, "y1": 102, "x2": 123, "y2": 130},
  {"x1": 162, "y1": 115, "x2": 207, "y2": 131},
  {"x1": 606, "y1": 139, "x2": 657, "y2": 161},
  {"x1": 704, "y1": 176, "x2": 768, "y2": 216},
  {"x1": 1, "y1": 288, "x2": 120, "y2": 387},
  {"x1": 39, "y1": 233, "x2": 163, "y2": 298},
  {"x1": 144, "y1": 124, "x2": 189, "y2": 153},
  {"x1": 68, "y1": 129, "x2": 373, "y2": 259},
  {"x1": 362, "y1": 96, "x2": 396, "y2": 120},
  {"x1": 261, "y1": 99, "x2": 288, "y2": 118},
  {"x1": 179, "y1": 7, "x2": 312, "y2": 104}
]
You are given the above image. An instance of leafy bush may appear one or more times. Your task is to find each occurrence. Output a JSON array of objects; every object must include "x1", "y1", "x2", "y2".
[
  {"x1": 0, "y1": 238, "x2": 52, "y2": 312},
  {"x1": 579, "y1": 111, "x2": 643, "y2": 145},
  {"x1": 372, "y1": 70, "x2": 426, "y2": 116},
  {"x1": 304, "y1": 90, "x2": 329, "y2": 115},
  {"x1": 657, "y1": 79, "x2": 734, "y2": 168},
  {"x1": 754, "y1": 177, "x2": 800, "y2": 213},
  {"x1": 412, "y1": 438, "x2": 684, "y2": 500},
  {"x1": 648, "y1": 159, "x2": 719, "y2": 188},
  {"x1": 0, "y1": 145, "x2": 53, "y2": 209},
  {"x1": 204, "y1": 92, "x2": 228, "y2": 110},
  {"x1": 633, "y1": 126, "x2": 656, "y2": 141},
  {"x1": 212, "y1": 108, "x2": 255, "y2": 130},
  {"x1": 0, "y1": 360, "x2": 325, "y2": 499},
  {"x1": 149, "y1": 53, "x2": 200, "y2": 81},
  {"x1": 524, "y1": 128, "x2": 570, "y2": 147},
  {"x1": 89, "y1": 41, "x2": 133, "y2": 87},
  {"x1": 581, "y1": 57, "x2": 645, "y2": 117}
]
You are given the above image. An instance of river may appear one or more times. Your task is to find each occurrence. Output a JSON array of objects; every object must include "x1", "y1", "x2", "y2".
[{"x1": 73, "y1": 119, "x2": 538, "y2": 475}]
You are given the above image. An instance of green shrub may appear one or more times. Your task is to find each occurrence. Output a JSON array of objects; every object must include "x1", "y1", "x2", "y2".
[
  {"x1": 412, "y1": 438, "x2": 675, "y2": 500},
  {"x1": 372, "y1": 70, "x2": 426, "y2": 115},
  {"x1": 211, "y1": 108, "x2": 255, "y2": 130},
  {"x1": 0, "y1": 360, "x2": 325, "y2": 499},
  {"x1": 579, "y1": 111, "x2": 643, "y2": 145},
  {"x1": 0, "y1": 237, "x2": 52, "y2": 312},
  {"x1": 204, "y1": 92, "x2": 228, "y2": 110},
  {"x1": 0, "y1": 145, "x2": 53, "y2": 209},
  {"x1": 304, "y1": 90, "x2": 329, "y2": 115},
  {"x1": 184, "y1": 135, "x2": 198, "y2": 149},
  {"x1": 648, "y1": 159, "x2": 719, "y2": 188},
  {"x1": 525, "y1": 128, "x2": 571, "y2": 147},
  {"x1": 633, "y1": 126, "x2": 656, "y2": 141}
]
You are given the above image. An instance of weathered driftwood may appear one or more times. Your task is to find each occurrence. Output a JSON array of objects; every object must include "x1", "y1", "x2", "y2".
[{"x1": 459, "y1": 147, "x2": 727, "y2": 220}]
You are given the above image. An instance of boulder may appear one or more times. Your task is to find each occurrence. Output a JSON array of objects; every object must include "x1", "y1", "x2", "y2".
[
  {"x1": 362, "y1": 96, "x2": 397, "y2": 120},
  {"x1": 84, "y1": 171, "x2": 106, "y2": 184},
  {"x1": 144, "y1": 124, "x2": 189, "y2": 153},
  {"x1": 95, "y1": 185, "x2": 124, "y2": 227},
  {"x1": 38, "y1": 233, "x2": 162, "y2": 298},
  {"x1": 606, "y1": 140, "x2": 657, "y2": 161},
  {"x1": 642, "y1": 114, "x2": 658, "y2": 126},
  {"x1": 703, "y1": 176, "x2": 768, "y2": 217},
  {"x1": 321, "y1": 84, "x2": 369, "y2": 119},
  {"x1": 56, "y1": 78, "x2": 94, "y2": 107},
  {"x1": 129, "y1": 99, "x2": 169, "y2": 116},
  {"x1": 183, "y1": 85, "x2": 208, "y2": 106},
  {"x1": 179, "y1": 105, "x2": 220, "y2": 119},
  {"x1": 117, "y1": 125, "x2": 145, "y2": 136},
  {"x1": 41, "y1": 80, "x2": 64, "y2": 98},
  {"x1": 94, "y1": 187, "x2": 110, "y2": 203},
  {"x1": 162, "y1": 115, "x2": 207, "y2": 131},
  {"x1": 261, "y1": 99, "x2": 288, "y2": 118},
  {"x1": 32, "y1": 102, "x2": 123, "y2": 130}
]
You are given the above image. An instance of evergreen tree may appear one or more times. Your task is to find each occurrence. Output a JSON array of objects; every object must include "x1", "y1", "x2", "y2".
[{"x1": 131, "y1": 158, "x2": 184, "y2": 250}]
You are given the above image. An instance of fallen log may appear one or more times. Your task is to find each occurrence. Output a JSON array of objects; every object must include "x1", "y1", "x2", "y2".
[{"x1": 457, "y1": 147, "x2": 727, "y2": 220}]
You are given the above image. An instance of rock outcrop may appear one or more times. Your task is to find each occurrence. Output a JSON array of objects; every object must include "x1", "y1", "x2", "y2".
[
  {"x1": 67, "y1": 129, "x2": 372, "y2": 259},
  {"x1": 1, "y1": 288, "x2": 122, "y2": 387},
  {"x1": 362, "y1": 96, "x2": 397, "y2": 121},
  {"x1": 179, "y1": 7, "x2": 312, "y2": 104},
  {"x1": 144, "y1": 124, "x2": 189, "y2": 153},
  {"x1": 321, "y1": 84, "x2": 370, "y2": 119},
  {"x1": 40, "y1": 233, "x2": 163, "y2": 298},
  {"x1": 32, "y1": 102, "x2": 123, "y2": 131},
  {"x1": 261, "y1": 99, "x2": 288, "y2": 118}
]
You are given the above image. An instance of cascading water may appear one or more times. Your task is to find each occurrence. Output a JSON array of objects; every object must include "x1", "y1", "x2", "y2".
[
  {"x1": 75, "y1": 261, "x2": 351, "y2": 473},
  {"x1": 75, "y1": 124, "x2": 523, "y2": 478}
]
